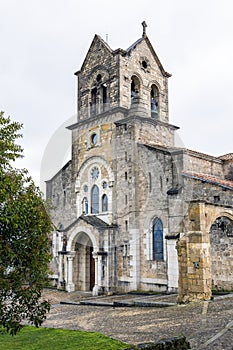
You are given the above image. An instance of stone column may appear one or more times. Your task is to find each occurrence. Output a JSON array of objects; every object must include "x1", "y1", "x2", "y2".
[
  {"x1": 66, "y1": 253, "x2": 75, "y2": 292},
  {"x1": 58, "y1": 253, "x2": 64, "y2": 290},
  {"x1": 88, "y1": 101, "x2": 91, "y2": 118},
  {"x1": 177, "y1": 202, "x2": 212, "y2": 303},
  {"x1": 95, "y1": 93, "x2": 100, "y2": 114},
  {"x1": 167, "y1": 238, "x2": 179, "y2": 292},
  {"x1": 92, "y1": 252, "x2": 98, "y2": 295},
  {"x1": 177, "y1": 231, "x2": 212, "y2": 303},
  {"x1": 130, "y1": 228, "x2": 140, "y2": 290}
]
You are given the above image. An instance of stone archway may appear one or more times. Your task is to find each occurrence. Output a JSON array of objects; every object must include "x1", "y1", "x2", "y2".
[
  {"x1": 72, "y1": 232, "x2": 95, "y2": 291},
  {"x1": 210, "y1": 215, "x2": 233, "y2": 291},
  {"x1": 177, "y1": 202, "x2": 233, "y2": 303}
]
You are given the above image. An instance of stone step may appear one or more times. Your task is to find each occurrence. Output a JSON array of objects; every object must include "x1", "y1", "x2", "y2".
[{"x1": 60, "y1": 299, "x2": 176, "y2": 308}]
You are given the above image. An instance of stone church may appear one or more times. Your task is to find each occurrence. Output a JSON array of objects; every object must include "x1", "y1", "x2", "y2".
[{"x1": 46, "y1": 22, "x2": 233, "y2": 302}]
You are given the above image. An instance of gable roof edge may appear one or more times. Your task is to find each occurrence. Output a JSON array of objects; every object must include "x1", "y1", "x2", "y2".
[
  {"x1": 75, "y1": 34, "x2": 113, "y2": 75},
  {"x1": 144, "y1": 36, "x2": 172, "y2": 78}
]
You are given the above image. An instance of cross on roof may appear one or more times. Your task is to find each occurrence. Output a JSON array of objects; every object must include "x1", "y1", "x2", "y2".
[{"x1": 142, "y1": 21, "x2": 147, "y2": 37}]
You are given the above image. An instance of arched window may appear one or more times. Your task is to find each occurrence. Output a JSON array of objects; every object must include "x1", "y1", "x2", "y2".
[
  {"x1": 102, "y1": 194, "x2": 108, "y2": 212},
  {"x1": 91, "y1": 87, "x2": 97, "y2": 116},
  {"x1": 151, "y1": 84, "x2": 159, "y2": 117},
  {"x1": 101, "y1": 84, "x2": 108, "y2": 112},
  {"x1": 153, "y1": 218, "x2": 164, "y2": 260},
  {"x1": 96, "y1": 74, "x2": 102, "y2": 82},
  {"x1": 131, "y1": 75, "x2": 140, "y2": 101},
  {"x1": 91, "y1": 185, "x2": 99, "y2": 213},
  {"x1": 82, "y1": 197, "x2": 88, "y2": 214}
]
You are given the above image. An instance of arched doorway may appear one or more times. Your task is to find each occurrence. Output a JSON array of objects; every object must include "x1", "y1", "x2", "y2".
[
  {"x1": 210, "y1": 216, "x2": 233, "y2": 291},
  {"x1": 73, "y1": 232, "x2": 95, "y2": 291}
]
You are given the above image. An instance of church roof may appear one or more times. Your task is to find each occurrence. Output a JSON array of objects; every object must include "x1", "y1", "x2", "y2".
[
  {"x1": 183, "y1": 171, "x2": 233, "y2": 190},
  {"x1": 218, "y1": 153, "x2": 233, "y2": 160},
  {"x1": 79, "y1": 214, "x2": 117, "y2": 229},
  {"x1": 59, "y1": 215, "x2": 117, "y2": 232},
  {"x1": 75, "y1": 34, "x2": 114, "y2": 75},
  {"x1": 75, "y1": 22, "x2": 171, "y2": 78}
]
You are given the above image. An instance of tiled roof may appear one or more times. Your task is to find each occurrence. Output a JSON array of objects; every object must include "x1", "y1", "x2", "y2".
[
  {"x1": 218, "y1": 153, "x2": 233, "y2": 160},
  {"x1": 59, "y1": 215, "x2": 117, "y2": 232},
  {"x1": 80, "y1": 215, "x2": 117, "y2": 228},
  {"x1": 182, "y1": 171, "x2": 233, "y2": 190}
]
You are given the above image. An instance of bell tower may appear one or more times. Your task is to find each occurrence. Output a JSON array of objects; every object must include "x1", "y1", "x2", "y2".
[
  {"x1": 67, "y1": 22, "x2": 178, "y2": 224},
  {"x1": 74, "y1": 22, "x2": 172, "y2": 124}
]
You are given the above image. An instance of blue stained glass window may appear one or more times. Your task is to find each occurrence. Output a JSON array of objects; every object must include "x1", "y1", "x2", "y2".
[
  {"x1": 91, "y1": 185, "x2": 99, "y2": 213},
  {"x1": 153, "y1": 218, "x2": 164, "y2": 260}
]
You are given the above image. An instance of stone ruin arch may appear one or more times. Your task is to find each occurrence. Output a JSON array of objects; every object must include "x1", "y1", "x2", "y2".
[{"x1": 177, "y1": 201, "x2": 233, "y2": 303}]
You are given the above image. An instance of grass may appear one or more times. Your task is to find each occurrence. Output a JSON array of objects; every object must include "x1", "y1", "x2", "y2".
[
  {"x1": 0, "y1": 326, "x2": 129, "y2": 350},
  {"x1": 212, "y1": 288, "x2": 232, "y2": 295}
]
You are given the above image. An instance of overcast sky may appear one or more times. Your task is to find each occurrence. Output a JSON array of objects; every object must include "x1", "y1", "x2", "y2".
[{"x1": 1, "y1": 0, "x2": 233, "y2": 192}]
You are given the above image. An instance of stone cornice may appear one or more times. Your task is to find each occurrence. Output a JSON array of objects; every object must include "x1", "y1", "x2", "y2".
[
  {"x1": 115, "y1": 115, "x2": 179, "y2": 131},
  {"x1": 67, "y1": 107, "x2": 128, "y2": 130}
]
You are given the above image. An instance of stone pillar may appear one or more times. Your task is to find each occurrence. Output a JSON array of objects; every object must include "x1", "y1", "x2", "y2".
[
  {"x1": 97, "y1": 95, "x2": 101, "y2": 114},
  {"x1": 105, "y1": 252, "x2": 110, "y2": 293},
  {"x1": 130, "y1": 229, "x2": 140, "y2": 290},
  {"x1": 58, "y1": 253, "x2": 64, "y2": 289},
  {"x1": 167, "y1": 238, "x2": 179, "y2": 292},
  {"x1": 92, "y1": 252, "x2": 99, "y2": 296},
  {"x1": 66, "y1": 253, "x2": 75, "y2": 292},
  {"x1": 177, "y1": 202, "x2": 212, "y2": 303},
  {"x1": 88, "y1": 97, "x2": 91, "y2": 118},
  {"x1": 177, "y1": 231, "x2": 212, "y2": 303}
]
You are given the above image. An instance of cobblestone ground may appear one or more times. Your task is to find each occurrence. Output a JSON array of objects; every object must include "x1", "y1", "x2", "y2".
[{"x1": 42, "y1": 290, "x2": 233, "y2": 350}]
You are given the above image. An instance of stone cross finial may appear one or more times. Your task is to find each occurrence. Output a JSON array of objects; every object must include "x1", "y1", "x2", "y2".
[{"x1": 142, "y1": 21, "x2": 147, "y2": 37}]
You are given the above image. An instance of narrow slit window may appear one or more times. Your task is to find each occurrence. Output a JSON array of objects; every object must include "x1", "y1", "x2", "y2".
[{"x1": 102, "y1": 194, "x2": 108, "y2": 212}]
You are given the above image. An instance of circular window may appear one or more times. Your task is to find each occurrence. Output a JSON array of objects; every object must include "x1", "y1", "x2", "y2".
[
  {"x1": 91, "y1": 167, "x2": 99, "y2": 180},
  {"x1": 142, "y1": 60, "x2": 148, "y2": 69},
  {"x1": 102, "y1": 181, "x2": 108, "y2": 189},
  {"x1": 83, "y1": 185, "x2": 88, "y2": 192},
  {"x1": 91, "y1": 133, "x2": 97, "y2": 145}
]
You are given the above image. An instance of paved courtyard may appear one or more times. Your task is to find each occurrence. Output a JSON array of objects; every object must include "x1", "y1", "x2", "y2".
[{"x1": 42, "y1": 289, "x2": 233, "y2": 349}]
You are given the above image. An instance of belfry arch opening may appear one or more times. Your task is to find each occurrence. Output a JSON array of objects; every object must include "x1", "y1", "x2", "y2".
[
  {"x1": 73, "y1": 232, "x2": 95, "y2": 291},
  {"x1": 91, "y1": 87, "x2": 97, "y2": 115},
  {"x1": 131, "y1": 75, "x2": 140, "y2": 101},
  {"x1": 90, "y1": 74, "x2": 109, "y2": 116},
  {"x1": 210, "y1": 216, "x2": 233, "y2": 291},
  {"x1": 151, "y1": 84, "x2": 159, "y2": 117}
]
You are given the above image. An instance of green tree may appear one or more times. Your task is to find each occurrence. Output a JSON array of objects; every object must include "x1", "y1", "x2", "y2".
[{"x1": 0, "y1": 111, "x2": 53, "y2": 335}]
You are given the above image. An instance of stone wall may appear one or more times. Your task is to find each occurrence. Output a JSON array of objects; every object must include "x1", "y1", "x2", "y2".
[
  {"x1": 171, "y1": 149, "x2": 224, "y2": 178},
  {"x1": 185, "y1": 150, "x2": 223, "y2": 176},
  {"x1": 223, "y1": 159, "x2": 233, "y2": 180},
  {"x1": 184, "y1": 177, "x2": 233, "y2": 207},
  {"x1": 46, "y1": 160, "x2": 76, "y2": 228},
  {"x1": 125, "y1": 336, "x2": 191, "y2": 349},
  {"x1": 210, "y1": 220, "x2": 233, "y2": 291}
]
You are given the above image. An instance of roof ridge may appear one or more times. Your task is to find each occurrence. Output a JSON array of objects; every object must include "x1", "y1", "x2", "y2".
[
  {"x1": 183, "y1": 171, "x2": 233, "y2": 189},
  {"x1": 218, "y1": 153, "x2": 233, "y2": 160}
]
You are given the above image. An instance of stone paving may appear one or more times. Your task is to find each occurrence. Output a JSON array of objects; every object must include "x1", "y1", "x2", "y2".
[{"x1": 42, "y1": 289, "x2": 233, "y2": 349}]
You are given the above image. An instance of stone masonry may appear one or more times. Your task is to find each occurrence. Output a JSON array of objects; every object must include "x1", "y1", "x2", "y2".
[{"x1": 46, "y1": 22, "x2": 233, "y2": 302}]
